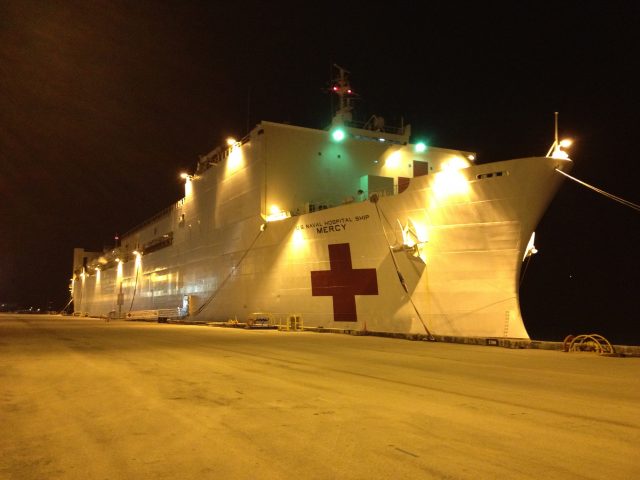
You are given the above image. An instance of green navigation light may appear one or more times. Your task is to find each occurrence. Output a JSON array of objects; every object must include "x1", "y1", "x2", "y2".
[
  {"x1": 331, "y1": 128, "x2": 346, "y2": 142},
  {"x1": 414, "y1": 142, "x2": 427, "y2": 153}
]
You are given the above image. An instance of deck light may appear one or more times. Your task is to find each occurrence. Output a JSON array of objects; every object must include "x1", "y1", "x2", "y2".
[
  {"x1": 181, "y1": 173, "x2": 194, "y2": 197},
  {"x1": 116, "y1": 259, "x2": 123, "y2": 283},
  {"x1": 266, "y1": 205, "x2": 291, "y2": 222},
  {"x1": 384, "y1": 151, "x2": 402, "y2": 169},
  {"x1": 550, "y1": 139, "x2": 572, "y2": 159},
  {"x1": 433, "y1": 157, "x2": 470, "y2": 199},
  {"x1": 226, "y1": 137, "x2": 237, "y2": 146},
  {"x1": 133, "y1": 250, "x2": 142, "y2": 270}
]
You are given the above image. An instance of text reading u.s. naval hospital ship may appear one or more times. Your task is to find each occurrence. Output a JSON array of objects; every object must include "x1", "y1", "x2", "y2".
[{"x1": 71, "y1": 67, "x2": 573, "y2": 339}]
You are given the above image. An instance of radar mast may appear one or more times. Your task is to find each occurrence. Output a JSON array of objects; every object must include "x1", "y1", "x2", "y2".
[{"x1": 331, "y1": 64, "x2": 354, "y2": 126}]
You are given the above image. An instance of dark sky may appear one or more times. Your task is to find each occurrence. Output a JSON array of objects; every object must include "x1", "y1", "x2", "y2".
[{"x1": 1, "y1": 1, "x2": 639, "y2": 343}]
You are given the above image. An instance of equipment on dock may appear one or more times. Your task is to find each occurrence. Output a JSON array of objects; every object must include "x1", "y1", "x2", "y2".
[{"x1": 563, "y1": 334, "x2": 616, "y2": 355}]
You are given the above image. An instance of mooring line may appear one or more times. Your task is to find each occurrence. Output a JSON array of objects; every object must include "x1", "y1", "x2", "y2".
[
  {"x1": 372, "y1": 197, "x2": 435, "y2": 340},
  {"x1": 190, "y1": 225, "x2": 265, "y2": 317},
  {"x1": 555, "y1": 168, "x2": 640, "y2": 212}
]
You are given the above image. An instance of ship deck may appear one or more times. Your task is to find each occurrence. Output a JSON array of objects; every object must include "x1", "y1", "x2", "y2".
[{"x1": 1, "y1": 314, "x2": 638, "y2": 479}]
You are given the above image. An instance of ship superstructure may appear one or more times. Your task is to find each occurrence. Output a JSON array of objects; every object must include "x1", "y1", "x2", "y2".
[{"x1": 71, "y1": 67, "x2": 572, "y2": 338}]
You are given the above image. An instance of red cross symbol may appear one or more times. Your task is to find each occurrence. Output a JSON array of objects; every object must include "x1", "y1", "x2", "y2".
[{"x1": 311, "y1": 243, "x2": 378, "y2": 322}]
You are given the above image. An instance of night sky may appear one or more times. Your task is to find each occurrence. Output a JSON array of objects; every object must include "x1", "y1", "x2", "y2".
[{"x1": 1, "y1": 1, "x2": 638, "y2": 344}]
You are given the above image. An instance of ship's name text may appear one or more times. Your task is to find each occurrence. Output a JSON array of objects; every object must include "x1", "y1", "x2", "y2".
[{"x1": 296, "y1": 215, "x2": 370, "y2": 235}]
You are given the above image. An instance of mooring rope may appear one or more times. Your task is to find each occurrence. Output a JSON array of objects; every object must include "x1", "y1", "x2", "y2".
[
  {"x1": 555, "y1": 168, "x2": 640, "y2": 212},
  {"x1": 189, "y1": 225, "x2": 265, "y2": 317},
  {"x1": 372, "y1": 197, "x2": 435, "y2": 340},
  {"x1": 60, "y1": 296, "x2": 73, "y2": 314},
  {"x1": 128, "y1": 261, "x2": 140, "y2": 313},
  {"x1": 520, "y1": 254, "x2": 533, "y2": 286}
]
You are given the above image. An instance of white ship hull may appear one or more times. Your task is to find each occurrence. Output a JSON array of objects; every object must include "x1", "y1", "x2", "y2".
[{"x1": 72, "y1": 120, "x2": 571, "y2": 339}]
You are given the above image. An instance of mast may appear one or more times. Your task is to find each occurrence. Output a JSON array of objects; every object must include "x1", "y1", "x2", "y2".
[
  {"x1": 546, "y1": 111, "x2": 572, "y2": 159},
  {"x1": 331, "y1": 64, "x2": 354, "y2": 126}
]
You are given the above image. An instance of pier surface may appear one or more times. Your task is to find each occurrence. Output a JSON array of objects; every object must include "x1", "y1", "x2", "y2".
[{"x1": 1, "y1": 314, "x2": 639, "y2": 479}]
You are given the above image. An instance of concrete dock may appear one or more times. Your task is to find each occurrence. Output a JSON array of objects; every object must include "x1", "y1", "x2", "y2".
[{"x1": 1, "y1": 314, "x2": 638, "y2": 479}]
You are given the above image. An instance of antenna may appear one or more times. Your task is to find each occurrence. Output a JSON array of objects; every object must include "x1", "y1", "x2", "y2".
[{"x1": 546, "y1": 111, "x2": 560, "y2": 157}]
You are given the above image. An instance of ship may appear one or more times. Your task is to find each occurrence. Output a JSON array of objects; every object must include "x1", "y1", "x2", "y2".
[{"x1": 70, "y1": 66, "x2": 573, "y2": 339}]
